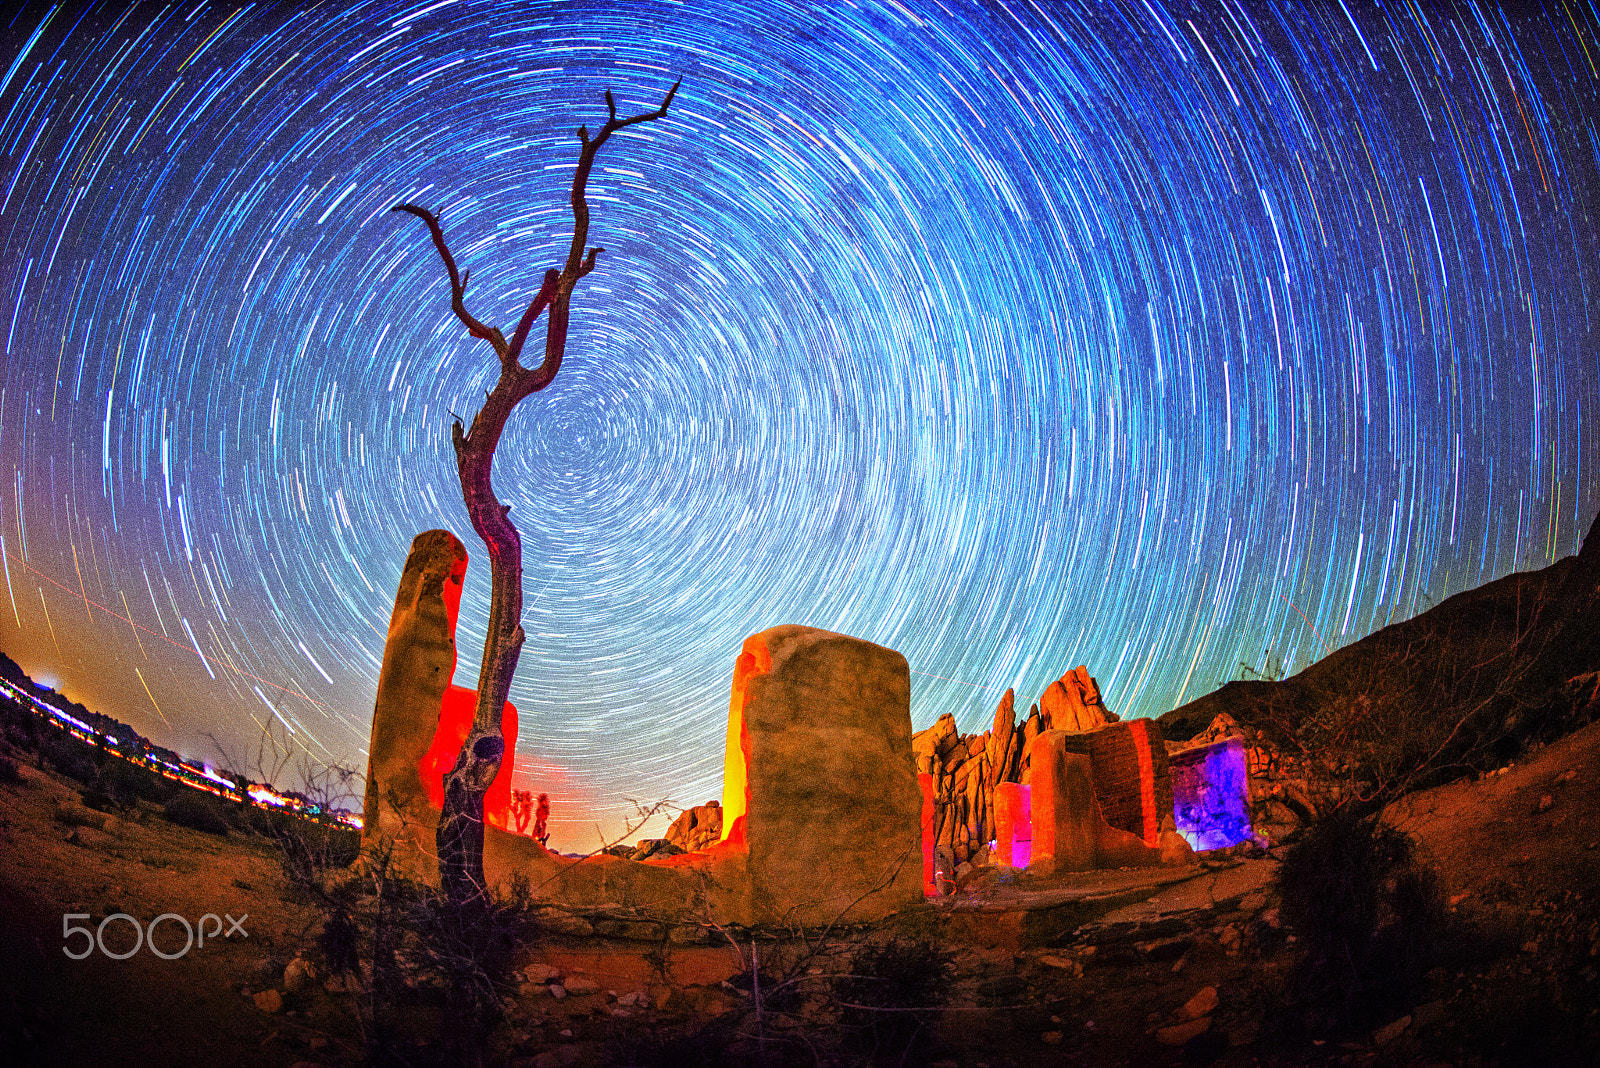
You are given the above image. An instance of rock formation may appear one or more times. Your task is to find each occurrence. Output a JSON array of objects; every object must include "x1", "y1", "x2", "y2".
[
  {"x1": 1039, "y1": 665, "x2": 1116, "y2": 733},
  {"x1": 664, "y1": 801, "x2": 722, "y2": 853},
  {"x1": 365, "y1": 532, "x2": 1205, "y2": 918},
  {"x1": 912, "y1": 667, "x2": 1119, "y2": 870}
]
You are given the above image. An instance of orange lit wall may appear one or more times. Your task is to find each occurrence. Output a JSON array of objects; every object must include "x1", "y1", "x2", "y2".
[
  {"x1": 419, "y1": 684, "x2": 520, "y2": 831},
  {"x1": 717, "y1": 634, "x2": 772, "y2": 844}
]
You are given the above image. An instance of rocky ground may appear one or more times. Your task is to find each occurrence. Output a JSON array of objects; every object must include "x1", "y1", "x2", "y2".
[{"x1": 3, "y1": 717, "x2": 1599, "y2": 1067}]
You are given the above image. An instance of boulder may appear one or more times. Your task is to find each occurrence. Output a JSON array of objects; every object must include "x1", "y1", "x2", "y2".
[
  {"x1": 1039, "y1": 665, "x2": 1114, "y2": 733},
  {"x1": 663, "y1": 801, "x2": 723, "y2": 853}
]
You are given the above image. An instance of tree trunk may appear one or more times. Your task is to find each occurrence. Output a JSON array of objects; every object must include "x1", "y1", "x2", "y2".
[{"x1": 394, "y1": 81, "x2": 678, "y2": 903}]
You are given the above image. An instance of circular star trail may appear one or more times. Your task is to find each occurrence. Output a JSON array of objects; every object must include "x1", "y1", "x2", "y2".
[{"x1": 1, "y1": 0, "x2": 1596, "y2": 848}]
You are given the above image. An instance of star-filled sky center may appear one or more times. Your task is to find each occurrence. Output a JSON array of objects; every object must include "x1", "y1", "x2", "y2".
[{"x1": 2, "y1": 0, "x2": 1596, "y2": 849}]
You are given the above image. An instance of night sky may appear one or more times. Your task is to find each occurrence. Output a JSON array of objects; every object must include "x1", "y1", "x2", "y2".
[{"x1": 2, "y1": 1, "x2": 1596, "y2": 850}]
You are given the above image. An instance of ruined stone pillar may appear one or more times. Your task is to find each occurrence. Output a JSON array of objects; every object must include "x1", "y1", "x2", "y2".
[
  {"x1": 363, "y1": 531, "x2": 469, "y2": 871},
  {"x1": 363, "y1": 530, "x2": 520, "y2": 874},
  {"x1": 1025, "y1": 732, "x2": 1099, "y2": 873},
  {"x1": 993, "y1": 780, "x2": 1032, "y2": 868},
  {"x1": 722, "y1": 625, "x2": 923, "y2": 923}
]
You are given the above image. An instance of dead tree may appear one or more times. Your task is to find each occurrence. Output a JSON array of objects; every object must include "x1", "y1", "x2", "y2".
[{"x1": 392, "y1": 81, "x2": 679, "y2": 903}]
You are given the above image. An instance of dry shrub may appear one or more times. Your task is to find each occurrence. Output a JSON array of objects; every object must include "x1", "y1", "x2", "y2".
[
  {"x1": 1272, "y1": 807, "x2": 1444, "y2": 1035},
  {"x1": 161, "y1": 790, "x2": 232, "y2": 835},
  {"x1": 833, "y1": 936, "x2": 956, "y2": 1060}
]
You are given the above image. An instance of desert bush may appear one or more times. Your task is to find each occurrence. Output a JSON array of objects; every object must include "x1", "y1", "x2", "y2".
[
  {"x1": 161, "y1": 790, "x2": 233, "y2": 835},
  {"x1": 40, "y1": 732, "x2": 97, "y2": 783},
  {"x1": 405, "y1": 877, "x2": 541, "y2": 1055},
  {"x1": 316, "y1": 897, "x2": 362, "y2": 977},
  {"x1": 252, "y1": 807, "x2": 360, "y2": 893},
  {"x1": 833, "y1": 936, "x2": 956, "y2": 1059},
  {"x1": 607, "y1": 1015, "x2": 749, "y2": 1068},
  {"x1": 0, "y1": 751, "x2": 19, "y2": 784},
  {"x1": 295, "y1": 854, "x2": 543, "y2": 1067},
  {"x1": 1272, "y1": 807, "x2": 1444, "y2": 1035}
]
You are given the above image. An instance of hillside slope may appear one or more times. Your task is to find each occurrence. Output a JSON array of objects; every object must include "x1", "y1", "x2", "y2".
[{"x1": 1159, "y1": 512, "x2": 1600, "y2": 799}]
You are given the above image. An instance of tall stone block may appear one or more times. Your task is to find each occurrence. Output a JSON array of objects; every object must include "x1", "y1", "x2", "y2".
[
  {"x1": 994, "y1": 780, "x2": 1032, "y2": 868},
  {"x1": 363, "y1": 531, "x2": 469, "y2": 867},
  {"x1": 363, "y1": 530, "x2": 521, "y2": 873},
  {"x1": 730, "y1": 625, "x2": 923, "y2": 923}
]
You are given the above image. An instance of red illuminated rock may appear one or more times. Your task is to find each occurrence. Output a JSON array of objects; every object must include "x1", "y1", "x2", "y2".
[
  {"x1": 419, "y1": 684, "x2": 519, "y2": 830},
  {"x1": 994, "y1": 780, "x2": 1032, "y2": 867}
]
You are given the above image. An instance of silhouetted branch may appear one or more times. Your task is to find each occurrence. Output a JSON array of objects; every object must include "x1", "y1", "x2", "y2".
[{"x1": 389, "y1": 204, "x2": 508, "y2": 355}]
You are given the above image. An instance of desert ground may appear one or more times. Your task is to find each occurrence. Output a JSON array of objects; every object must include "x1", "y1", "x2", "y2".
[{"x1": 3, "y1": 711, "x2": 1597, "y2": 1067}]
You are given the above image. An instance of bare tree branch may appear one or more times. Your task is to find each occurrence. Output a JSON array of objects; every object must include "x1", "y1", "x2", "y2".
[{"x1": 389, "y1": 204, "x2": 508, "y2": 355}]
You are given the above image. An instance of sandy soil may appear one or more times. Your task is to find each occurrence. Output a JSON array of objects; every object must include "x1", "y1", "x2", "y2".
[{"x1": 3, "y1": 720, "x2": 1598, "y2": 1067}]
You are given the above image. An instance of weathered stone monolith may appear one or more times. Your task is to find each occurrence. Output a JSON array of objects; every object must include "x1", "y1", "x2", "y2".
[
  {"x1": 363, "y1": 530, "x2": 468, "y2": 872},
  {"x1": 362, "y1": 531, "x2": 523, "y2": 875},
  {"x1": 723, "y1": 625, "x2": 923, "y2": 922}
]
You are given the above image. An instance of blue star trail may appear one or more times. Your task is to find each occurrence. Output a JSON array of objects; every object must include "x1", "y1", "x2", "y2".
[{"x1": 1, "y1": 0, "x2": 1596, "y2": 848}]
